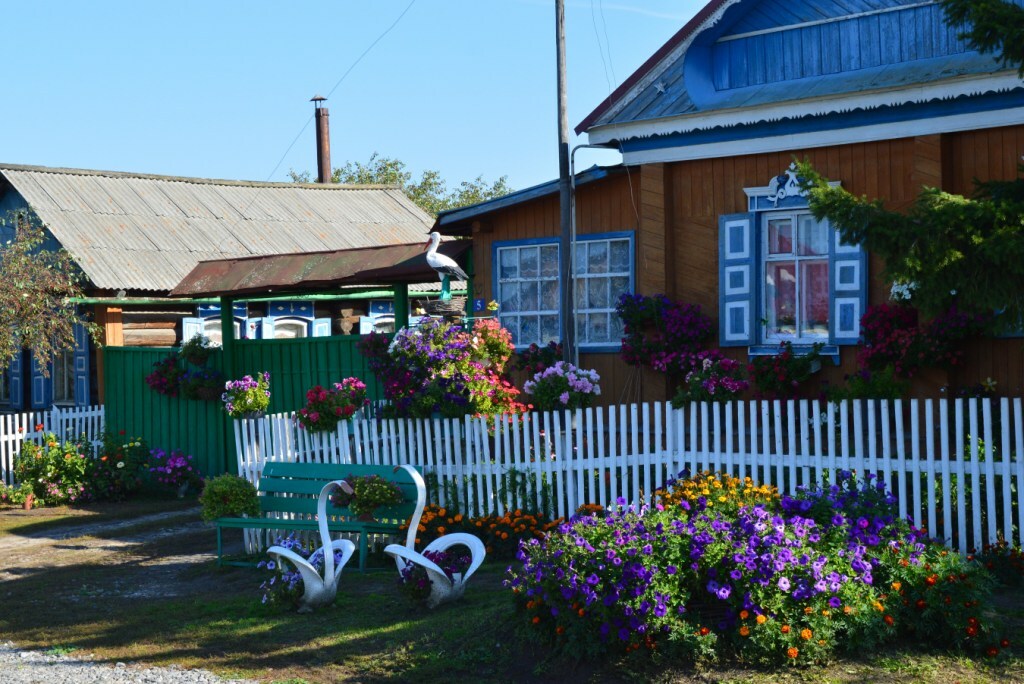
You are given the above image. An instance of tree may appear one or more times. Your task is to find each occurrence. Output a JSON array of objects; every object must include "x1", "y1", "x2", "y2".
[
  {"x1": 799, "y1": 161, "x2": 1024, "y2": 329},
  {"x1": 939, "y1": 0, "x2": 1024, "y2": 76},
  {"x1": 289, "y1": 153, "x2": 512, "y2": 218},
  {"x1": 0, "y1": 214, "x2": 99, "y2": 376}
]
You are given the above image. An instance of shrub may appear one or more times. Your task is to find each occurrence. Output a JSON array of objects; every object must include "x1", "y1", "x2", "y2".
[
  {"x1": 825, "y1": 366, "x2": 908, "y2": 401},
  {"x1": 671, "y1": 350, "x2": 748, "y2": 407},
  {"x1": 616, "y1": 293, "x2": 714, "y2": 378},
  {"x1": 145, "y1": 354, "x2": 184, "y2": 397},
  {"x1": 89, "y1": 430, "x2": 148, "y2": 502},
  {"x1": 749, "y1": 342, "x2": 823, "y2": 400},
  {"x1": 149, "y1": 448, "x2": 199, "y2": 489},
  {"x1": 0, "y1": 481, "x2": 35, "y2": 506},
  {"x1": 200, "y1": 474, "x2": 260, "y2": 522},
  {"x1": 295, "y1": 378, "x2": 368, "y2": 433},
  {"x1": 507, "y1": 470, "x2": 1006, "y2": 664},
  {"x1": 523, "y1": 361, "x2": 601, "y2": 411},
  {"x1": 14, "y1": 433, "x2": 92, "y2": 505},
  {"x1": 222, "y1": 372, "x2": 271, "y2": 418}
]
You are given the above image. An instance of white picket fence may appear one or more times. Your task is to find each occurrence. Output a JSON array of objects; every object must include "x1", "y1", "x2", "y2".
[
  {"x1": 0, "y1": 405, "x2": 106, "y2": 486},
  {"x1": 234, "y1": 398, "x2": 1024, "y2": 554}
]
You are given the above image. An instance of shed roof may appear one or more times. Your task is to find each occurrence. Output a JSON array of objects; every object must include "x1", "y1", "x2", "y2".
[
  {"x1": 0, "y1": 164, "x2": 434, "y2": 293},
  {"x1": 170, "y1": 240, "x2": 471, "y2": 298}
]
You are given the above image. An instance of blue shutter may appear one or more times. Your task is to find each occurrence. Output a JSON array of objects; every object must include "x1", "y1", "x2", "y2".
[
  {"x1": 718, "y1": 213, "x2": 757, "y2": 347},
  {"x1": 260, "y1": 317, "x2": 276, "y2": 339},
  {"x1": 29, "y1": 353, "x2": 51, "y2": 409},
  {"x1": 311, "y1": 318, "x2": 332, "y2": 337},
  {"x1": 182, "y1": 317, "x2": 203, "y2": 343},
  {"x1": 73, "y1": 324, "x2": 90, "y2": 407},
  {"x1": 829, "y1": 226, "x2": 867, "y2": 345},
  {"x1": 8, "y1": 349, "x2": 23, "y2": 410}
]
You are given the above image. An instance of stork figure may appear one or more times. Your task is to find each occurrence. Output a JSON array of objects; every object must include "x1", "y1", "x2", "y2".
[{"x1": 424, "y1": 231, "x2": 468, "y2": 301}]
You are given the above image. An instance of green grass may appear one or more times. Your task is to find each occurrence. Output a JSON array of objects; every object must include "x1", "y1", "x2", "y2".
[{"x1": 2, "y1": 504, "x2": 1024, "y2": 683}]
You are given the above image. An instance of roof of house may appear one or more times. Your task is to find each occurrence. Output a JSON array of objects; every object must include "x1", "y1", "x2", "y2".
[
  {"x1": 577, "y1": 0, "x2": 1022, "y2": 145},
  {"x1": 0, "y1": 163, "x2": 434, "y2": 293}
]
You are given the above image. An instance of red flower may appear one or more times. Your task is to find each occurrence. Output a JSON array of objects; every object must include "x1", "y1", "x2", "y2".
[{"x1": 34, "y1": 423, "x2": 44, "y2": 432}]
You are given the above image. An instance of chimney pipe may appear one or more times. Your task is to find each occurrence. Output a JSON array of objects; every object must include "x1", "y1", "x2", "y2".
[{"x1": 311, "y1": 95, "x2": 331, "y2": 184}]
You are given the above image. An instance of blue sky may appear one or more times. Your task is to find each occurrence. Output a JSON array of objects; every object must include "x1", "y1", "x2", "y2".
[{"x1": 0, "y1": 1, "x2": 704, "y2": 192}]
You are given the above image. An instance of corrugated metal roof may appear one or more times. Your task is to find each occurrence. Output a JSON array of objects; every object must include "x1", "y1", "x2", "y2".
[
  {"x1": 0, "y1": 163, "x2": 434, "y2": 292},
  {"x1": 170, "y1": 241, "x2": 471, "y2": 298}
]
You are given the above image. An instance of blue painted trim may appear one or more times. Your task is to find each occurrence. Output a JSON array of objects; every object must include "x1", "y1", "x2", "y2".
[
  {"x1": 620, "y1": 89, "x2": 1024, "y2": 152},
  {"x1": 491, "y1": 232, "x2": 635, "y2": 351},
  {"x1": 718, "y1": 213, "x2": 757, "y2": 347}
]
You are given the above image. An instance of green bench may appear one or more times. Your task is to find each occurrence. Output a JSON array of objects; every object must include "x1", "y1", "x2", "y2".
[{"x1": 215, "y1": 461, "x2": 425, "y2": 572}]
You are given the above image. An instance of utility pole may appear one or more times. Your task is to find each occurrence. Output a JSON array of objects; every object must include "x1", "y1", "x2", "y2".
[{"x1": 556, "y1": 0, "x2": 575, "y2": 363}]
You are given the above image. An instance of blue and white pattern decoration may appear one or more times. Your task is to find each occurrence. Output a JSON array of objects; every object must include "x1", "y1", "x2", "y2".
[
  {"x1": 718, "y1": 213, "x2": 757, "y2": 347},
  {"x1": 73, "y1": 323, "x2": 90, "y2": 407},
  {"x1": 830, "y1": 230, "x2": 867, "y2": 345}
]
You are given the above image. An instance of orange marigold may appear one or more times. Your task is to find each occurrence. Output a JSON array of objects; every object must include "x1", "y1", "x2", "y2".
[
  {"x1": 739, "y1": 625, "x2": 750, "y2": 637},
  {"x1": 781, "y1": 625, "x2": 791, "y2": 634},
  {"x1": 800, "y1": 628, "x2": 812, "y2": 640},
  {"x1": 756, "y1": 614, "x2": 767, "y2": 625},
  {"x1": 787, "y1": 647, "x2": 799, "y2": 659}
]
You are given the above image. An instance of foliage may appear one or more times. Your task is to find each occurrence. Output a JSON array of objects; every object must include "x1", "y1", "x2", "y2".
[
  {"x1": 825, "y1": 367, "x2": 909, "y2": 401},
  {"x1": 179, "y1": 367, "x2": 226, "y2": 401},
  {"x1": 145, "y1": 354, "x2": 184, "y2": 397},
  {"x1": 939, "y1": 0, "x2": 1024, "y2": 76},
  {"x1": 295, "y1": 378, "x2": 368, "y2": 433},
  {"x1": 749, "y1": 343, "x2": 823, "y2": 400},
  {"x1": 400, "y1": 504, "x2": 562, "y2": 559},
  {"x1": 0, "y1": 481, "x2": 35, "y2": 506},
  {"x1": 289, "y1": 152, "x2": 512, "y2": 218},
  {"x1": 398, "y1": 549, "x2": 472, "y2": 604},
  {"x1": 507, "y1": 470, "x2": 1006, "y2": 664},
  {"x1": 148, "y1": 448, "x2": 199, "y2": 489},
  {"x1": 0, "y1": 216, "x2": 99, "y2": 376},
  {"x1": 89, "y1": 430, "x2": 147, "y2": 502},
  {"x1": 858, "y1": 304, "x2": 988, "y2": 378},
  {"x1": 522, "y1": 361, "x2": 602, "y2": 411},
  {"x1": 222, "y1": 372, "x2": 271, "y2": 418},
  {"x1": 654, "y1": 471, "x2": 779, "y2": 517},
  {"x1": 616, "y1": 293, "x2": 714, "y2": 378},
  {"x1": 671, "y1": 350, "x2": 749, "y2": 407},
  {"x1": 14, "y1": 433, "x2": 92, "y2": 505},
  {"x1": 511, "y1": 340, "x2": 563, "y2": 375},
  {"x1": 800, "y1": 160, "x2": 1024, "y2": 328},
  {"x1": 179, "y1": 334, "x2": 216, "y2": 365},
  {"x1": 329, "y1": 474, "x2": 404, "y2": 518},
  {"x1": 977, "y1": 541, "x2": 1024, "y2": 587},
  {"x1": 257, "y1": 535, "x2": 350, "y2": 609},
  {"x1": 358, "y1": 319, "x2": 525, "y2": 419},
  {"x1": 199, "y1": 475, "x2": 260, "y2": 522}
]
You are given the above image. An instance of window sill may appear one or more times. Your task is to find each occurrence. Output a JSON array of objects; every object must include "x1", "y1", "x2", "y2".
[{"x1": 747, "y1": 344, "x2": 839, "y2": 366}]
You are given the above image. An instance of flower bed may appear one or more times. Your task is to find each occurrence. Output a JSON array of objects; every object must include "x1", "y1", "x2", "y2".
[{"x1": 507, "y1": 470, "x2": 1007, "y2": 664}]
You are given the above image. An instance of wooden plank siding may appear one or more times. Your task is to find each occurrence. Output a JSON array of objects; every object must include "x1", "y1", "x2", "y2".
[{"x1": 459, "y1": 125, "x2": 1024, "y2": 405}]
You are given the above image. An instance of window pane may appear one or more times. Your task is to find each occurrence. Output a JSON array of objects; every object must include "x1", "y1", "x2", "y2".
[
  {"x1": 800, "y1": 260, "x2": 830, "y2": 336},
  {"x1": 797, "y1": 215, "x2": 829, "y2": 256},
  {"x1": 499, "y1": 249, "x2": 518, "y2": 279},
  {"x1": 588, "y1": 313, "x2": 610, "y2": 343},
  {"x1": 587, "y1": 277, "x2": 609, "y2": 309},
  {"x1": 521, "y1": 316, "x2": 540, "y2": 345},
  {"x1": 766, "y1": 261, "x2": 797, "y2": 336},
  {"x1": 541, "y1": 315, "x2": 560, "y2": 344},
  {"x1": 609, "y1": 240, "x2": 630, "y2": 272},
  {"x1": 520, "y1": 281, "x2": 539, "y2": 312},
  {"x1": 520, "y1": 246, "x2": 539, "y2": 278},
  {"x1": 499, "y1": 283, "x2": 519, "y2": 313},
  {"x1": 610, "y1": 276, "x2": 630, "y2": 304},
  {"x1": 587, "y1": 241, "x2": 609, "y2": 274},
  {"x1": 575, "y1": 313, "x2": 587, "y2": 344},
  {"x1": 767, "y1": 218, "x2": 793, "y2": 255},
  {"x1": 541, "y1": 280, "x2": 559, "y2": 310},
  {"x1": 575, "y1": 243, "x2": 586, "y2": 273},
  {"x1": 540, "y1": 245, "x2": 559, "y2": 277},
  {"x1": 574, "y1": 278, "x2": 586, "y2": 308},
  {"x1": 501, "y1": 315, "x2": 519, "y2": 345},
  {"x1": 610, "y1": 310, "x2": 625, "y2": 341}
]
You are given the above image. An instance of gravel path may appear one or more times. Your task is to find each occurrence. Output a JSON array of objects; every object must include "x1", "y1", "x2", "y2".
[{"x1": 0, "y1": 642, "x2": 257, "y2": 683}]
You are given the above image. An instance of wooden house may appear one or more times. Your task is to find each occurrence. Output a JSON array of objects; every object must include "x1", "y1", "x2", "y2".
[
  {"x1": 0, "y1": 164, "x2": 434, "y2": 410},
  {"x1": 436, "y1": 0, "x2": 1024, "y2": 405}
]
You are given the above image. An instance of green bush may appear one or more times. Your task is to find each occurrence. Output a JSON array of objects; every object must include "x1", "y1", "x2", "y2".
[
  {"x1": 199, "y1": 474, "x2": 260, "y2": 521},
  {"x1": 89, "y1": 430, "x2": 148, "y2": 502}
]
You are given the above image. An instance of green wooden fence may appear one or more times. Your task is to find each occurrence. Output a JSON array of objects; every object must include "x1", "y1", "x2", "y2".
[{"x1": 103, "y1": 335, "x2": 384, "y2": 476}]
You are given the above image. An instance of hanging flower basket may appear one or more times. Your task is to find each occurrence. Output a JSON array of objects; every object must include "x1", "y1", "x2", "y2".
[{"x1": 419, "y1": 297, "x2": 466, "y2": 317}]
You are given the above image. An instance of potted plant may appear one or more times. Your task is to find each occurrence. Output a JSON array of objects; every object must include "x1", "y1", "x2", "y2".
[
  {"x1": 222, "y1": 372, "x2": 271, "y2": 419},
  {"x1": 179, "y1": 334, "x2": 216, "y2": 366},
  {"x1": 180, "y1": 367, "x2": 226, "y2": 401},
  {"x1": 294, "y1": 378, "x2": 368, "y2": 433},
  {"x1": 149, "y1": 447, "x2": 200, "y2": 497},
  {"x1": 199, "y1": 474, "x2": 260, "y2": 521},
  {"x1": 329, "y1": 474, "x2": 404, "y2": 521},
  {"x1": 398, "y1": 548, "x2": 473, "y2": 608},
  {"x1": 144, "y1": 354, "x2": 184, "y2": 397},
  {"x1": 522, "y1": 361, "x2": 602, "y2": 412}
]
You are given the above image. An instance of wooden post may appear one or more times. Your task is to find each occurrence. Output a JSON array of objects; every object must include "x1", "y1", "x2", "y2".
[
  {"x1": 556, "y1": 0, "x2": 575, "y2": 363},
  {"x1": 394, "y1": 284, "x2": 409, "y2": 330}
]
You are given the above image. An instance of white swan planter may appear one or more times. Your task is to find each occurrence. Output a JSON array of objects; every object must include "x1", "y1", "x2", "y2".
[
  {"x1": 385, "y1": 532, "x2": 487, "y2": 609},
  {"x1": 266, "y1": 480, "x2": 356, "y2": 613}
]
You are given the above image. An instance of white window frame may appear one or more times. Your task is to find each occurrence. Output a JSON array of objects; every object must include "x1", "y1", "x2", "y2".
[
  {"x1": 761, "y1": 211, "x2": 831, "y2": 344},
  {"x1": 273, "y1": 318, "x2": 309, "y2": 340},
  {"x1": 494, "y1": 239, "x2": 561, "y2": 348},
  {"x1": 202, "y1": 319, "x2": 240, "y2": 346},
  {"x1": 573, "y1": 233, "x2": 634, "y2": 350}
]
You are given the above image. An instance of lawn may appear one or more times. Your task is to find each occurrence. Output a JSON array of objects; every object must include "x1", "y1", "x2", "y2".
[{"x1": 1, "y1": 501, "x2": 1023, "y2": 683}]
